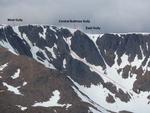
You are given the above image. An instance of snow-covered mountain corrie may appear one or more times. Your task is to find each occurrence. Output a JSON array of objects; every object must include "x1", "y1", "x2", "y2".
[{"x1": 0, "y1": 25, "x2": 150, "y2": 113}]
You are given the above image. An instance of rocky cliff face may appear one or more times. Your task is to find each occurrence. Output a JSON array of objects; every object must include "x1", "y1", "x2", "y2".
[{"x1": 0, "y1": 25, "x2": 150, "y2": 113}]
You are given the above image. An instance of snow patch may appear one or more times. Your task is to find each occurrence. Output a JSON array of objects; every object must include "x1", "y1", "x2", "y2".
[
  {"x1": 87, "y1": 34, "x2": 103, "y2": 43},
  {"x1": 30, "y1": 45, "x2": 56, "y2": 70},
  {"x1": 22, "y1": 33, "x2": 33, "y2": 47},
  {"x1": 32, "y1": 90, "x2": 70, "y2": 108},
  {"x1": 39, "y1": 26, "x2": 46, "y2": 39},
  {"x1": 45, "y1": 46, "x2": 57, "y2": 59},
  {"x1": 2, "y1": 82, "x2": 23, "y2": 95},
  {"x1": 13, "y1": 26, "x2": 23, "y2": 39},
  {"x1": 65, "y1": 104, "x2": 72, "y2": 109},
  {"x1": 63, "y1": 37, "x2": 72, "y2": 47},
  {"x1": 0, "y1": 63, "x2": 8, "y2": 71},
  {"x1": 0, "y1": 40, "x2": 18, "y2": 55},
  {"x1": 11, "y1": 69, "x2": 20, "y2": 79},
  {"x1": 63, "y1": 59, "x2": 66, "y2": 68},
  {"x1": 16, "y1": 105, "x2": 27, "y2": 111},
  {"x1": 71, "y1": 82, "x2": 108, "y2": 113},
  {"x1": 23, "y1": 82, "x2": 27, "y2": 86}
]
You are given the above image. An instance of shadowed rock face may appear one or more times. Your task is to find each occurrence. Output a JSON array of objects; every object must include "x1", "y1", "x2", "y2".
[
  {"x1": 1, "y1": 25, "x2": 150, "y2": 113},
  {"x1": 71, "y1": 30, "x2": 105, "y2": 67},
  {"x1": 96, "y1": 34, "x2": 150, "y2": 66},
  {"x1": 106, "y1": 94, "x2": 115, "y2": 103},
  {"x1": 1, "y1": 26, "x2": 33, "y2": 57},
  {"x1": 65, "y1": 57, "x2": 104, "y2": 87}
]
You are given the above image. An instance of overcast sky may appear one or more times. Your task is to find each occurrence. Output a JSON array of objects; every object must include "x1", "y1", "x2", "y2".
[{"x1": 0, "y1": 0, "x2": 150, "y2": 33}]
